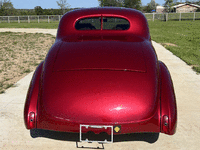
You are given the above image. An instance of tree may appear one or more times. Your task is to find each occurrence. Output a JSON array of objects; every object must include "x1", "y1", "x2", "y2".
[
  {"x1": 174, "y1": 2, "x2": 182, "y2": 5},
  {"x1": 0, "y1": 0, "x2": 15, "y2": 16},
  {"x1": 1, "y1": 0, "x2": 14, "y2": 9},
  {"x1": 98, "y1": 0, "x2": 123, "y2": 7},
  {"x1": 34, "y1": 6, "x2": 43, "y2": 15},
  {"x1": 123, "y1": 0, "x2": 142, "y2": 10},
  {"x1": 164, "y1": 0, "x2": 174, "y2": 12},
  {"x1": 197, "y1": 0, "x2": 200, "y2": 5},
  {"x1": 56, "y1": 0, "x2": 70, "y2": 14},
  {"x1": 185, "y1": 1, "x2": 192, "y2": 4},
  {"x1": 142, "y1": 0, "x2": 159, "y2": 13},
  {"x1": 98, "y1": 0, "x2": 142, "y2": 10}
]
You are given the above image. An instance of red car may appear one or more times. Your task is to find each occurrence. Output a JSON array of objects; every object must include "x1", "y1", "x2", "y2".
[{"x1": 24, "y1": 7, "x2": 177, "y2": 143}]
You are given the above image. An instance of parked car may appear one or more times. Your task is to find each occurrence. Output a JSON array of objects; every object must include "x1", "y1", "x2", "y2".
[{"x1": 24, "y1": 7, "x2": 177, "y2": 143}]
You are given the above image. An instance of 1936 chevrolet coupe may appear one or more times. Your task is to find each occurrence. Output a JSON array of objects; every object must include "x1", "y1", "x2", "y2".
[{"x1": 24, "y1": 7, "x2": 177, "y2": 143}]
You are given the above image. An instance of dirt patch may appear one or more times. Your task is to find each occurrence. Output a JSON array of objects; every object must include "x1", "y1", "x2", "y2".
[
  {"x1": 160, "y1": 43, "x2": 179, "y2": 47},
  {"x1": 0, "y1": 32, "x2": 55, "y2": 93}
]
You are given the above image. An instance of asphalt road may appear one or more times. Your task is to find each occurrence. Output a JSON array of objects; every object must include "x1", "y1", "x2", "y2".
[{"x1": 0, "y1": 28, "x2": 200, "y2": 150}]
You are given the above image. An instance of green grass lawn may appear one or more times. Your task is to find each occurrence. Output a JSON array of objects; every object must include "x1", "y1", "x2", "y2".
[
  {"x1": 148, "y1": 20, "x2": 200, "y2": 73},
  {"x1": 0, "y1": 20, "x2": 199, "y2": 73}
]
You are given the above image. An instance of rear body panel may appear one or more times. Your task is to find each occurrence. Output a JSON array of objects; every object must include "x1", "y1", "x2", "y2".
[
  {"x1": 36, "y1": 40, "x2": 161, "y2": 134},
  {"x1": 37, "y1": 70, "x2": 158, "y2": 121},
  {"x1": 37, "y1": 70, "x2": 161, "y2": 134}
]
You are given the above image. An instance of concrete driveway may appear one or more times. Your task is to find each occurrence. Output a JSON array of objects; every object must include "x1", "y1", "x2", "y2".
[{"x1": 0, "y1": 28, "x2": 200, "y2": 150}]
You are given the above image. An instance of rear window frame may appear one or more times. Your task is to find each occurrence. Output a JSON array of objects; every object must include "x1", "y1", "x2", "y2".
[{"x1": 74, "y1": 15, "x2": 130, "y2": 31}]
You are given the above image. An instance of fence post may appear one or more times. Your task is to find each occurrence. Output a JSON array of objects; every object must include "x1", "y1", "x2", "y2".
[
  {"x1": 18, "y1": 16, "x2": 20, "y2": 23},
  {"x1": 153, "y1": 13, "x2": 154, "y2": 22},
  {"x1": 166, "y1": 13, "x2": 168, "y2": 21},
  {"x1": 48, "y1": 15, "x2": 49, "y2": 23},
  {"x1": 38, "y1": 16, "x2": 39, "y2": 23},
  {"x1": 28, "y1": 16, "x2": 30, "y2": 23},
  {"x1": 193, "y1": 12, "x2": 195, "y2": 21},
  {"x1": 179, "y1": 13, "x2": 181, "y2": 21},
  {"x1": 59, "y1": 15, "x2": 60, "y2": 22},
  {"x1": 8, "y1": 16, "x2": 10, "y2": 23}
]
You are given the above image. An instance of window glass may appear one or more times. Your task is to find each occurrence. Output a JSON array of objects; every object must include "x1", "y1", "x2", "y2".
[
  {"x1": 75, "y1": 17, "x2": 101, "y2": 30},
  {"x1": 75, "y1": 17, "x2": 130, "y2": 30},
  {"x1": 103, "y1": 17, "x2": 130, "y2": 30}
]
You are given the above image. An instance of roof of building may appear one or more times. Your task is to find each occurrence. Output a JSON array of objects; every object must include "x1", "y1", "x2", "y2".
[
  {"x1": 156, "y1": 6, "x2": 164, "y2": 9},
  {"x1": 172, "y1": 3, "x2": 200, "y2": 8}
]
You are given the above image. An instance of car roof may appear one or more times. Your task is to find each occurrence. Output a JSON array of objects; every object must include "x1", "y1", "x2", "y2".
[{"x1": 56, "y1": 7, "x2": 150, "y2": 41}]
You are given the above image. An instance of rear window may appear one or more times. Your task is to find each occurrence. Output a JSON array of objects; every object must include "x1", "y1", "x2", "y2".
[
  {"x1": 75, "y1": 17, "x2": 129, "y2": 30},
  {"x1": 75, "y1": 17, "x2": 101, "y2": 30},
  {"x1": 102, "y1": 17, "x2": 129, "y2": 30}
]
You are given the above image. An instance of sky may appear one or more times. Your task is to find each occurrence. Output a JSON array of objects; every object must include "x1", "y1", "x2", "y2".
[{"x1": 10, "y1": 0, "x2": 167, "y2": 9}]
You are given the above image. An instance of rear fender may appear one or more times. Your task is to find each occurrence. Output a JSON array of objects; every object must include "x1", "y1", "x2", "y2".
[
  {"x1": 24, "y1": 61, "x2": 43, "y2": 129},
  {"x1": 159, "y1": 61, "x2": 177, "y2": 135}
]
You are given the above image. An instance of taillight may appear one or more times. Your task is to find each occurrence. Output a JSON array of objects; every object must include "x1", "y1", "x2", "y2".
[
  {"x1": 29, "y1": 112, "x2": 35, "y2": 129},
  {"x1": 162, "y1": 115, "x2": 169, "y2": 134}
]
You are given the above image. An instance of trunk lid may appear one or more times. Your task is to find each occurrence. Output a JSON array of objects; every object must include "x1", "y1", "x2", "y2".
[
  {"x1": 38, "y1": 41, "x2": 158, "y2": 124},
  {"x1": 53, "y1": 41, "x2": 146, "y2": 72}
]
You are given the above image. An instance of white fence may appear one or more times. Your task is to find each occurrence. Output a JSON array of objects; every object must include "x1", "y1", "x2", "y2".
[
  {"x1": 144, "y1": 12, "x2": 200, "y2": 21},
  {"x1": 0, "y1": 12, "x2": 200, "y2": 23},
  {"x1": 0, "y1": 15, "x2": 63, "y2": 23}
]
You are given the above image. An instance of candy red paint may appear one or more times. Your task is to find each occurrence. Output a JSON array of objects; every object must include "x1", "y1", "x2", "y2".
[{"x1": 24, "y1": 7, "x2": 177, "y2": 135}]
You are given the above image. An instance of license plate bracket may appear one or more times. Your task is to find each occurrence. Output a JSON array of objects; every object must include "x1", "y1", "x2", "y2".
[{"x1": 80, "y1": 124, "x2": 113, "y2": 143}]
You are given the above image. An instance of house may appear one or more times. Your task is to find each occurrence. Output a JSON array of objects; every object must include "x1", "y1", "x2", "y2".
[
  {"x1": 172, "y1": 3, "x2": 200, "y2": 13},
  {"x1": 156, "y1": 6, "x2": 167, "y2": 13}
]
